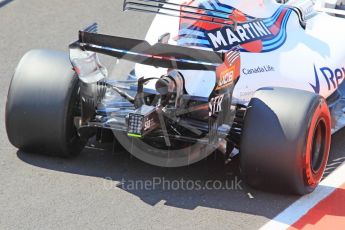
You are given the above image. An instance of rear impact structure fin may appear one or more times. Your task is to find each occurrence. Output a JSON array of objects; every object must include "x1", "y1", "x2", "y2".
[{"x1": 123, "y1": 0, "x2": 237, "y2": 27}]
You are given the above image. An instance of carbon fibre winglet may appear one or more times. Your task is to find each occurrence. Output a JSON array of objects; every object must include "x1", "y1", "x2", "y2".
[{"x1": 123, "y1": 0, "x2": 237, "y2": 27}]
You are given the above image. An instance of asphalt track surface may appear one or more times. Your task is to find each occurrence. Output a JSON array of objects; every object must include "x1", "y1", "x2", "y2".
[{"x1": 0, "y1": 1, "x2": 345, "y2": 229}]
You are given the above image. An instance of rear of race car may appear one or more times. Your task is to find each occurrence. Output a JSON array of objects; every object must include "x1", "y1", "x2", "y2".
[
  {"x1": 5, "y1": 0, "x2": 337, "y2": 195},
  {"x1": 68, "y1": 21, "x2": 243, "y2": 167}
]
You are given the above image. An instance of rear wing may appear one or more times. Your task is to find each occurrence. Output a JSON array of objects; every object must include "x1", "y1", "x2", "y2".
[
  {"x1": 123, "y1": 0, "x2": 237, "y2": 27},
  {"x1": 71, "y1": 23, "x2": 224, "y2": 70}
]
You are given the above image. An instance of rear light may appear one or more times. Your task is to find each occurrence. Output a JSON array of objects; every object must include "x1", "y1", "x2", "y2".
[
  {"x1": 127, "y1": 105, "x2": 160, "y2": 138},
  {"x1": 128, "y1": 113, "x2": 144, "y2": 137}
]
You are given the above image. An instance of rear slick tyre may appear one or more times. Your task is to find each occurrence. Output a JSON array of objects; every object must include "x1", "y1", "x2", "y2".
[
  {"x1": 5, "y1": 49, "x2": 86, "y2": 157},
  {"x1": 240, "y1": 87, "x2": 331, "y2": 195}
]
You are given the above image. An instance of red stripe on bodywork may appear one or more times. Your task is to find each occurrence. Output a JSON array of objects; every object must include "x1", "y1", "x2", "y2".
[{"x1": 269, "y1": 8, "x2": 287, "y2": 35}]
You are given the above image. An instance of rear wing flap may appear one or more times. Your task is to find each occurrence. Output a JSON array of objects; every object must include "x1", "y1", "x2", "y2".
[{"x1": 72, "y1": 23, "x2": 224, "y2": 70}]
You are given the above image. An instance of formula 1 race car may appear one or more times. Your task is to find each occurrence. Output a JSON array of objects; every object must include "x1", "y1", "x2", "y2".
[{"x1": 5, "y1": 0, "x2": 345, "y2": 195}]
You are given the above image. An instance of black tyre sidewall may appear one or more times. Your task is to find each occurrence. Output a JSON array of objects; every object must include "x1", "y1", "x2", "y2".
[
  {"x1": 5, "y1": 50, "x2": 86, "y2": 157},
  {"x1": 240, "y1": 87, "x2": 331, "y2": 195}
]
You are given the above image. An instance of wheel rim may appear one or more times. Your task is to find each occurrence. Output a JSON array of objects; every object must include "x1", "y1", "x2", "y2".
[{"x1": 310, "y1": 119, "x2": 327, "y2": 173}]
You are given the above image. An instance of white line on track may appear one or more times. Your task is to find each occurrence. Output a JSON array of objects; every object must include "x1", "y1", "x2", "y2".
[{"x1": 260, "y1": 162, "x2": 345, "y2": 230}]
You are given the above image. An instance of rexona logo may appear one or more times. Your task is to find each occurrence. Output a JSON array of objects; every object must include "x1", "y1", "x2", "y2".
[
  {"x1": 310, "y1": 65, "x2": 345, "y2": 94},
  {"x1": 206, "y1": 21, "x2": 272, "y2": 52}
]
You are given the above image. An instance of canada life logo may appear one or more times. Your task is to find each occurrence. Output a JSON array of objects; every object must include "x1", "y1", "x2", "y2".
[{"x1": 178, "y1": 1, "x2": 292, "y2": 53}]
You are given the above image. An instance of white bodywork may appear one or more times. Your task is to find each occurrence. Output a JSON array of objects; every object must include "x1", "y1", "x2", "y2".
[{"x1": 135, "y1": 0, "x2": 345, "y2": 104}]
